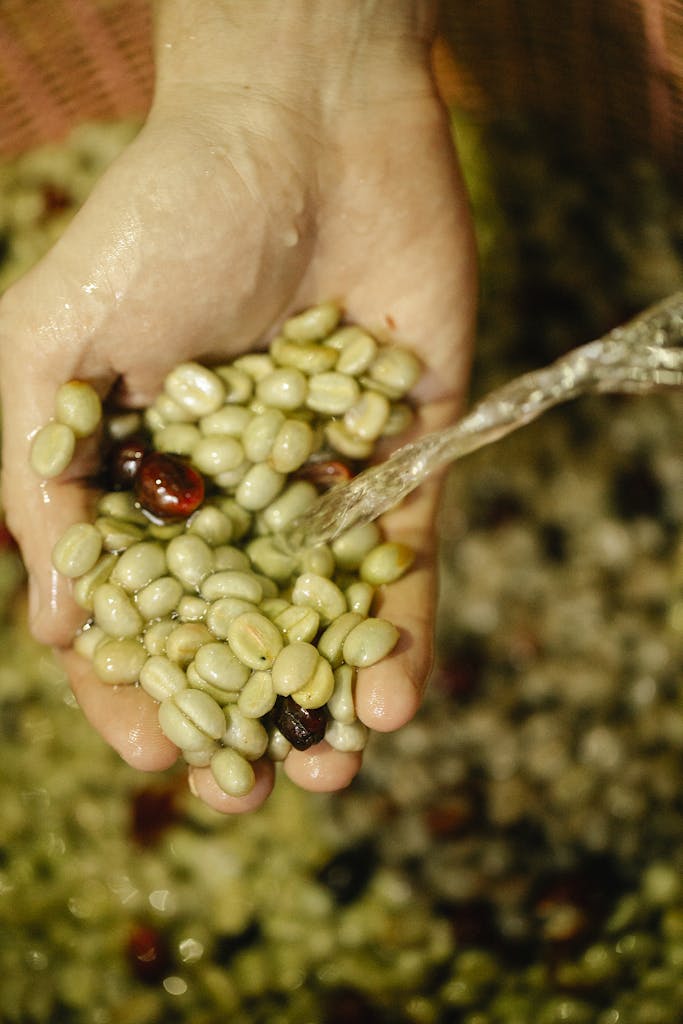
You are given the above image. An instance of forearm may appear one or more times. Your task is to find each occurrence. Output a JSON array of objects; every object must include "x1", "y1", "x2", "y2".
[{"x1": 152, "y1": 0, "x2": 440, "y2": 112}]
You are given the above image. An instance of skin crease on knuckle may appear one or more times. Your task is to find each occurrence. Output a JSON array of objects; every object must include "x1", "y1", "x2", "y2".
[{"x1": 0, "y1": 38, "x2": 475, "y2": 813}]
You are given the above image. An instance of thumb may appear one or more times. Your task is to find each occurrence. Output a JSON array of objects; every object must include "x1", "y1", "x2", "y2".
[{"x1": 0, "y1": 279, "x2": 111, "y2": 647}]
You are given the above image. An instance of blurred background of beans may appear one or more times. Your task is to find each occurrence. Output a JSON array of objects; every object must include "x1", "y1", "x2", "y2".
[{"x1": 1, "y1": 2, "x2": 683, "y2": 1023}]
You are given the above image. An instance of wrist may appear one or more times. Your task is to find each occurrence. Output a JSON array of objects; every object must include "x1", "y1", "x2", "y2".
[{"x1": 152, "y1": 0, "x2": 439, "y2": 116}]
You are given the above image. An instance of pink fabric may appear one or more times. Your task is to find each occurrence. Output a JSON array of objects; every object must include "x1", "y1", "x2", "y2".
[
  {"x1": 0, "y1": 0, "x2": 681, "y2": 162},
  {"x1": 0, "y1": 0, "x2": 153, "y2": 157}
]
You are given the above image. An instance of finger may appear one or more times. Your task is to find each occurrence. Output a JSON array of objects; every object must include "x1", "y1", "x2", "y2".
[
  {"x1": 188, "y1": 758, "x2": 275, "y2": 813},
  {"x1": 60, "y1": 650, "x2": 179, "y2": 771},
  {"x1": 0, "y1": 242, "x2": 124, "y2": 643},
  {"x1": 283, "y1": 741, "x2": 363, "y2": 792},
  {"x1": 0, "y1": 354, "x2": 110, "y2": 645},
  {"x1": 354, "y1": 474, "x2": 443, "y2": 733}
]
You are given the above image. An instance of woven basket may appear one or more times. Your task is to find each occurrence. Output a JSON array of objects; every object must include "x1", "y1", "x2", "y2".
[{"x1": 0, "y1": 0, "x2": 682, "y2": 166}]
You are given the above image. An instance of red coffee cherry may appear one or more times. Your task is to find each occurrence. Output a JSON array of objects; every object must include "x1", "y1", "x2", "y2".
[
  {"x1": 295, "y1": 459, "x2": 353, "y2": 490},
  {"x1": 108, "y1": 434, "x2": 151, "y2": 490},
  {"x1": 134, "y1": 452, "x2": 205, "y2": 519},
  {"x1": 274, "y1": 696, "x2": 327, "y2": 750}
]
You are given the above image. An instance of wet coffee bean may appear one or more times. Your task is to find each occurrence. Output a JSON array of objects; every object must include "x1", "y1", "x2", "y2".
[
  {"x1": 107, "y1": 434, "x2": 151, "y2": 490},
  {"x1": 274, "y1": 696, "x2": 327, "y2": 750},
  {"x1": 134, "y1": 452, "x2": 205, "y2": 519}
]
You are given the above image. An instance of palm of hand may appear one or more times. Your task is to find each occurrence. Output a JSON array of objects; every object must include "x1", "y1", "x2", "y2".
[{"x1": 0, "y1": 88, "x2": 476, "y2": 812}]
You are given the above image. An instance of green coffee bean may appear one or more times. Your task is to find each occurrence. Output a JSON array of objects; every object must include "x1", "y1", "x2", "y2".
[
  {"x1": 252, "y1": 573, "x2": 279, "y2": 598},
  {"x1": 55, "y1": 380, "x2": 102, "y2": 438},
  {"x1": 135, "y1": 575, "x2": 184, "y2": 620},
  {"x1": 210, "y1": 747, "x2": 256, "y2": 797},
  {"x1": 93, "y1": 582, "x2": 143, "y2": 638},
  {"x1": 95, "y1": 516, "x2": 146, "y2": 553},
  {"x1": 259, "y1": 481, "x2": 317, "y2": 533},
  {"x1": 143, "y1": 617, "x2": 176, "y2": 655},
  {"x1": 164, "y1": 361, "x2": 225, "y2": 417},
  {"x1": 343, "y1": 390, "x2": 390, "y2": 441},
  {"x1": 96, "y1": 490, "x2": 147, "y2": 524},
  {"x1": 214, "y1": 460, "x2": 251, "y2": 490},
  {"x1": 233, "y1": 352, "x2": 275, "y2": 381},
  {"x1": 291, "y1": 572, "x2": 347, "y2": 624},
  {"x1": 290, "y1": 654, "x2": 334, "y2": 709},
  {"x1": 256, "y1": 368, "x2": 307, "y2": 410},
  {"x1": 267, "y1": 727, "x2": 292, "y2": 761},
  {"x1": 273, "y1": 604, "x2": 320, "y2": 644},
  {"x1": 187, "y1": 507, "x2": 233, "y2": 546},
  {"x1": 345, "y1": 580, "x2": 375, "y2": 617},
  {"x1": 176, "y1": 594, "x2": 209, "y2": 621},
  {"x1": 206, "y1": 597, "x2": 260, "y2": 639},
  {"x1": 213, "y1": 544, "x2": 251, "y2": 572},
  {"x1": 194, "y1": 641, "x2": 251, "y2": 691},
  {"x1": 214, "y1": 498, "x2": 253, "y2": 540},
  {"x1": 342, "y1": 617, "x2": 399, "y2": 667},
  {"x1": 227, "y1": 611, "x2": 283, "y2": 669},
  {"x1": 246, "y1": 537, "x2": 296, "y2": 584},
  {"x1": 158, "y1": 688, "x2": 225, "y2": 751},
  {"x1": 259, "y1": 597, "x2": 290, "y2": 621},
  {"x1": 269, "y1": 419, "x2": 314, "y2": 474},
  {"x1": 153, "y1": 392, "x2": 197, "y2": 424},
  {"x1": 144, "y1": 405, "x2": 166, "y2": 432},
  {"x1": 325, "y1": 719, "x2": 369, "y2": 752},
  {"x1": 283, "y1": 301, "x2": 340, "y2": 342},
  {"x1": 271, "y1": 641, "x2": 319, "y2": 696},
  {"x1": 166, "y1": 534, "x2": 214, "y2": 589},
  {"x1": 366, "y1": 345, "x2": 421, "y2": 398},
  {"x1": 306, "y1": 371, "x2": 360, "y2": 416},
  {"x1": 201, "y1": 570, "x2": 263, "y2": 603},
  {"x1": 73, "y1": 624, "x2": 106, "y2": 660},
  {"x1": 139, "y1": 655, "x2": 188, "y2": 702},
  {"x1": 30, "y1": 421, "x2": 76, "y2": 478},
  {"x1": 107, "y1": 410, "x2": 143, "y2": 440},
  {"x1": 236, "y1": 463, "x2": 285, "y2": 511},
  {"x1": 317, "y1": 612, "x2": 364, "y2": 668},
  {"x1": 199, "y1": 405, "x2": 253, "y2": 437},
  {"x1": 333, "y1": 327, "x2": 377, "y2": 375},
  {"x1": 222, "y1": 706, "x2": 269, "y2": 760},
  {"x1": 183, "y1": 746, "x2": 216, "y2": 768},
  {"x1": 270, "y1": 335, "x2": 338, "y2": 374},
  {"x1": 153, "y1": 423, "x2": 201, "y2": 456},
  {"x1": 332, "y1": 523, "x2": 382, "y2": 571},
  {"x1": 237, "y1": 670, "x2": 277, "y2": 718},
  {"x1": 213, "y1": 365, "x2": 254, "y2": 404},
  {"x1": 92, "y1": 637, "x2": 147, "y2": 684},
  {"x1": 324, "y1": 420, "x2": 374, "y2": 460},
  {"x1": 186, "y1": 660, "x2": 241, "y2": 705},
  {"x1": 165, "y1": 622, "x2": 213, "y2": 666},
  {"x1": 52, "y1": 523, "x2": 102, "y2": 578},
  {"x1": 110, "y1": 541, "x2": 166, "y2": 593},
  {"x1": 192, "y1": 435, "x2": 245, "y2": 476},
  {"x1": 297, "y1": 543, "x2": 334, "y2": 579},
  {"x1": 146, "y1": 520, "x2": 185, "y2": 542},
  {"x1": 327, "y1": 664, "x2": 357, "y2": 724},
  {"x1": 214, "y1": 497, "x2": 253, "y2": 540},
  {"x1": 359, "y1": 541, "x2": 415, "y2": 585}
]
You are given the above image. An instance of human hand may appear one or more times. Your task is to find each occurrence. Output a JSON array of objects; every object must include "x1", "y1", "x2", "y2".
[{"x1": 0, "y1": 0, "x2": 477, "y2": 812}]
